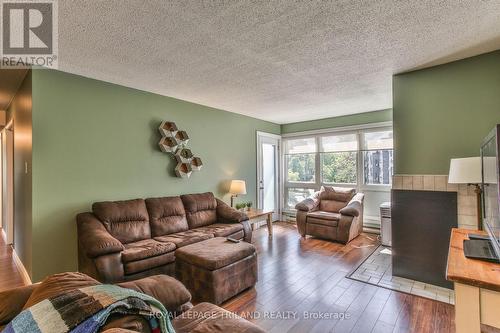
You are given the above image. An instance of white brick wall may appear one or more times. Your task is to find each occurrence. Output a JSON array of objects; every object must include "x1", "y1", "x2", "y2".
[{"x1": 393, "y1": 175, "x2": 479, "y2": 230}]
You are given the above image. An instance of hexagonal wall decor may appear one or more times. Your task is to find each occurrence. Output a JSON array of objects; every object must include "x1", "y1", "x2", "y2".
[
  {"x1": 159, "y1": 136, "x2": 179, "y2": 153},
  {"x1": 191, "y1": 157, "x2": 203, "y2": 171},
  {"x1": 175, "y1": 148, "x2": 194, "y2": 163},
  {"x1": 159, "y1": 121, "x2": 178, "y2": 137},
  {"x1": 175, "y1": 162, "x2": 193, "y2": 178},
  {"x1": 175, "y1": 130, "x2": 189, "y2": 145},
  {"x1": 158, "y1": 120, "x2": 202, "y2": 178}
]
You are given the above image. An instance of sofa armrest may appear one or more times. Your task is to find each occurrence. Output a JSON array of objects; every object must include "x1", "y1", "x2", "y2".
[
  {"x1": 117, "y1": 275, "x2": 192, "y2": 315},
  {"x1": 295, "y1": 191, "x2": 320, "y2": 212},
  {"x1": 77, "y1": 212, "x2": 124, "y2": 258},
  {"x1": 339, "y1": 193, "x2": 364, "y2": 217},
  {"x1": 216, "y1": 199, "x2": 249, "y2": 223},
  {"x1": 0, "y1": 284, "x2": 38, "y2": 325}
]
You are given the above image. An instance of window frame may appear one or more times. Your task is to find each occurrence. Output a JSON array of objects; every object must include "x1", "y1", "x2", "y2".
[{"x1": 282, "y1": 123, "x2": 393, "y2": 212}]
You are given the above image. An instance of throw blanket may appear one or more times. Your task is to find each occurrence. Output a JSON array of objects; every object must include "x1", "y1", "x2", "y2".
[{"x1": 2, "y1": 285, "x2": 175, "y2": 333}]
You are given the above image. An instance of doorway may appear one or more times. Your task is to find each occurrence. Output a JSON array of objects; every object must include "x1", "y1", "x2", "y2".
[
  {"x1": 256, "y1": 132, "x2": 281, "y2": 221},
  {"x1": 1, "y1": 128, "x2": 13, "y2": 245}
]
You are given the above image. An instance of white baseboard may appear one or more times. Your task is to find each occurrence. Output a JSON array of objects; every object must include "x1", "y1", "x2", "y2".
[{"x1": 12, "y1": 247, "x2": 32, "y2": 285}]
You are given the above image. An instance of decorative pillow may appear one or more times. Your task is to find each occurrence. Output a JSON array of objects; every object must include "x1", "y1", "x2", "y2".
[{"x1": 319, "y1": 186, "x2": 356, "y2": 202}]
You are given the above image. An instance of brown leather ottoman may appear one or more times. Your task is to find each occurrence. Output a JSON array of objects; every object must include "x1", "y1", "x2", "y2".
[{"x1": 175, "y1": 237, "x2": 257, "y2": 305}]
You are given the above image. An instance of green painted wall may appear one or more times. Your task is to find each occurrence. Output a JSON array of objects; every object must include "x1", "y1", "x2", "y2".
[
  {"x1": 393, "y1": 50, "x2": 500, "y2": 175},
  {"x1": 280, "y1": 109, "x2": 392, "y2": 134},
  {"x1": 31, "y1": 69, "x2": 279, "y2": 281}
]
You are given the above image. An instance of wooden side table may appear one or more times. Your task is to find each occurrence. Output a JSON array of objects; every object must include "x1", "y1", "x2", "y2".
[
  {"x1": 446, "y1": 228, "x2": 500, "y2": 333},
  {"x1": 245, "y1": 208, "x2": 274, "y2": 238}
]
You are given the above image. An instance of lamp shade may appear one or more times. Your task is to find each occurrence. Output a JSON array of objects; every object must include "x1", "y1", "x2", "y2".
[
  {"x1": 448, "y1": 157, "x2": 481, "y2": 184},
  {"x1": 229, "y1": 180, "x2": 247, "y2": 195}
]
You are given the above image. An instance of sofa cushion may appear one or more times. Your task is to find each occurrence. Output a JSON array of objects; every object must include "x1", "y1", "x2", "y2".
[
  {"x1": 175, "y1": 237, "x2": 256, "y2": 270},
  {"x1": 24, "y1": 272, "x2": 99, "y2": 309},
  {"x1": 319, "y1": 199, "x2": 346, "y2": 213},
  {"x1": 307, "y1": 211, "x2": 341, "y2": 227},
  {"x1": 145, "y1": 196, "x2": 189, "y2": 236},
  {"x1": 195, "y1": 223, "x2": 244, "y2": 238},
  {"x1": 117, "y1": 275, "x2": 192, "y2": 314},
  {"x1": 123, "y1": 253, "x2": 175, "y2": 275},
  {"x1": 180, "y1": 192, "x2": 218, "y2": 229},
  {"x1": 154, "y1": 229, "x2": 214, "y2": 248},
  {"x1": 122, "y1": 239, "x2": 176, "y2": 263},
  {"x1": 319, "y1": 186, "x2": 356, "y2": 202},
  {"x1": 172, "y1": 302, "x2": 265, "y2": 333},
  {"x1": 92, "y1": 199, "x2": 151, "y2": 244}
]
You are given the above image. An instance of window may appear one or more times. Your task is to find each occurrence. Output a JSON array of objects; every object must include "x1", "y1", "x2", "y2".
[
  {"x1": 320, "y1": 134, "x2": 357, "y2": 184},
  {"x1": 285, "y1": 138, "x2": 316, "y2": 183},
  {"x1": 283, "y1": 126, "x2": 393, "y2": 210},
  {"x1": 361, "y1": 130, "x2": 393, "y2": 185},
  {"x1": 286, "y1": 188, "x2": 315, "y2": 209}
]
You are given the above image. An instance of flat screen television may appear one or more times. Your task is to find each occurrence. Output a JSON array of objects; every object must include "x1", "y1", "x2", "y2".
[{"x1": 480, "y1": 124, "x2": 500, "y2": 260}]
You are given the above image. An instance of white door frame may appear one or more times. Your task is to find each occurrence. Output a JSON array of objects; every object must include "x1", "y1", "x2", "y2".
[
  {"x1": 2, "y1": 128, "x2": 14, "y2": 245},
  {"x1": 256, "y1": 131, "x2": 281, "y2": 221}
]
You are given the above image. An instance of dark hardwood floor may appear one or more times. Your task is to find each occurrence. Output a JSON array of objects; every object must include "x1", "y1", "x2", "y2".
[
  {"x1": 0, "y1": 230, "x2": 26, "y2": 292},
  {"x1": 0, "y1": 224, "x2": 455, "y2": 332},
  {"x1": 222, "y1": 222, "x2": 455, "y2": 333}
]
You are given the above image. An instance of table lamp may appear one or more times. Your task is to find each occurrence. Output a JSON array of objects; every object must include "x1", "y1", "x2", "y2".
[
  {"x1": 448, "y1": 157, "x2": 482, "y2": 229},
  {"x1": 229, "y1": 180, "x2": 246, "y2": 207}
]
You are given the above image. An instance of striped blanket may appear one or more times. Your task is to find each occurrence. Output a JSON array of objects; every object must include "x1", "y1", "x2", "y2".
[{"x1": 2, "y1": 285, "x2": 175, "y2": 333}]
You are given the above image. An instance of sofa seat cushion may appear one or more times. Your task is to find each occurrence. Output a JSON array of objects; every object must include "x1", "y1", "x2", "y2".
[
  {"x1": 154, "y1": 230, "x2": 214, "y2": 248},
  {"x1": 175, "y1": 237, "x2": 256, "y2": 271},
  {"x1": 307, "y1": 211, "x2": 340, "y2": 227},
  {"x1": 172, "y1": 302, "x2": 265, "y2": 333},
  {"x1": 195, "y1": 223, "x2": 244, "y2": 238},
  {"x1": 123, "y1": 252, "x2": 175, "y2": 275},
  {"x1": 122, "y1": 239, "x2": 176, "y2": 263}
]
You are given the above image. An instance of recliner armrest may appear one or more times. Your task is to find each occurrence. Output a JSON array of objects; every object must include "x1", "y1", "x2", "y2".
[
  {"x1": 295, "y1": 191, "x2": 320, "y2": 212},
  {"x1": 339, "y1": 193, "x2": 364, "y2": 217},
  {"x1": 117, "y1": 275, "x2": 192, "y2": 315},
  {"x1": 77, "y1": 212, "x2": 124, "y2": 258},
  {"x1": 216, "y1": 199, "x2": 249, "y2": 223},
  {"x1": 0, "y1": 284, "x2": 38, "y2": 325}
]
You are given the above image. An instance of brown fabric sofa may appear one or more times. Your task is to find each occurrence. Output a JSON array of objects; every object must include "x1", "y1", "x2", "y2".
[
  {"x1": 0, "y1": 272, "x2": 265, "y2": 333},
  {"x1": 77, "y1": 192, "x2": 252, "y2": 283},
  {"x1": 295, "y1": 186, "x2": 364, "y2": 244}
]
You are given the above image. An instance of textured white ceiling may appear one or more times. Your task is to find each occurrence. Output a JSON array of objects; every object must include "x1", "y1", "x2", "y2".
[{"x1": 58, "y1": 1, "x2": 500, "y2": 124}]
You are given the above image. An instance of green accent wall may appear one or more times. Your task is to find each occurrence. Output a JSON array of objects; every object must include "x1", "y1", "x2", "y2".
[
  {"x1": 31, "y1": 69, "x2": 279, "y2": 281},
  {"x1": 393, "y1": 50, "x2": 500, "y2": 175},
  {"x1": 280, "y1": 109, "x2": 392, "y2": 134}
]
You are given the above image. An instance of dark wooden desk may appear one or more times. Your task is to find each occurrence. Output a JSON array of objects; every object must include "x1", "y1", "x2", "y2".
[{"x1": 446, "y1": 228, "x2": 500, "y2": 333}]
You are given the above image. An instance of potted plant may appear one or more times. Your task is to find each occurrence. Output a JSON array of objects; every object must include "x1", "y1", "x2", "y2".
[{"x1": 246, "y1": 202, "x2": 253, "y2": 211}]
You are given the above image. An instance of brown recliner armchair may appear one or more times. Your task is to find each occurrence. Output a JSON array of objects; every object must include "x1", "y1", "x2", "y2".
[
  {"x1": 0, "y1": 272, "x2": 265, "y2": 333},
  {"x1": 295, "y1": 186, "x2": 364, "y2": 244}
]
